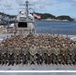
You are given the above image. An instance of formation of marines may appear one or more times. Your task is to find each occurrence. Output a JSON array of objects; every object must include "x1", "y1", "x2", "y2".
[{"x1": 0, "y1": 32, "x2": 76, "y2": 66}]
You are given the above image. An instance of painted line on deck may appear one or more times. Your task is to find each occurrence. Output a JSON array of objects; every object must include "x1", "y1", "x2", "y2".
[{"x1": 0, "y1": 70, "x2": 76, "y2": 73}]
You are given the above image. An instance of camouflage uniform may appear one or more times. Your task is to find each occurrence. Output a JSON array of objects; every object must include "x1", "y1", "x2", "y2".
[
  {"x1": 68, "y1": 47, "x2": 75, "y2": 65},
  {"x1": 54, "y1": 47, "x2": 60, "y2": 65},
  {"x1": 0, "y1": 47, "x2": 2, "y2": 64},
  {"x1": 71, "y1": 45, "x2": 76, "y2": 65},
  {"x1": 0, "y1": 45, "x2": 8, "y2": 65},
  {"x1": 21, "y1": 46, "x2": 29, "y2": 65},
  {"x1": 7, "y1": 45, "x2": 14, "y2": 65},
  {"x1": 29, "y1": 45, "x2": 37, "y2": 64},
  {"x1": 43, "y1": 46, "x2": 49, "y2": 64},
  {"x1": 36, "y1": 46, "x2": 44, "y2": 65},
  {"x1": 50, "y1": 47, "x2": 57, "y2": 64},
  {"x1": 14, "y1": 46, "x2": 21, "y2": 65},
  {"x1": 60, "y1": 47, "x2": 66, "y2": 65},
  {"x1": 1, "y1": 33, "x2": 76, "y2": 66}
]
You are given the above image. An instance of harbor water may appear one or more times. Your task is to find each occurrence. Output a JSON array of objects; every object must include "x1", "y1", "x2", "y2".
[{"x1": 36, "y1": 20, "x2": 76, "y2": 35}]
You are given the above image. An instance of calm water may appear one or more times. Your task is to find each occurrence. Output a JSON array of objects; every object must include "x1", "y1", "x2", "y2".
[{"x1": 36, "y1": 20, "x2": 76, "y2": 35}]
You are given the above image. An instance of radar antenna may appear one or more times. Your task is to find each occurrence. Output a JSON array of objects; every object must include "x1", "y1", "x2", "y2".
[{"x1": 20, "y1": 0, "x2": 32, "y2": 22}]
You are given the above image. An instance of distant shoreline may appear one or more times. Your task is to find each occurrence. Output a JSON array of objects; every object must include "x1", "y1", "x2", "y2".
[
  {"x1": 36, "y1": 19, "x2": 75, "y2": 22},
  {"x1": 43, "y1": 18, "x2": 74, "y2": 22}
]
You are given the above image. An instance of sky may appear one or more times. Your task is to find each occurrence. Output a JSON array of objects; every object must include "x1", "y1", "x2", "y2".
[{"x1": 0, "y1": 0, "x2": 76, "y2": 18}]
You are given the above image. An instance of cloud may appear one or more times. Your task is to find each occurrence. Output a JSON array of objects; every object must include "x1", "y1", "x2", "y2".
[
  {"x1": 33, "y1": 0, "x2": 71, "y2": 11},
  {"x1": 4, "y1": 0, "x2": 12, "y2": 7},
  {"x1": 73, "y1": 0, "x2": 76, "y2": 1},
  {"x1": 29, "y1": 0, "x2": 45, "y2": 3},
  {"x1": 47, "y1": 2, "x2": 72, "y2": 12},
  {"x1": 16, "y1": 0, "x2": 24, "y2": 4},
  {"x1": 28, "y1": 0, "x2": 45, "y2": 5},
  {"x1": 5, "y1": 7, "x2": 13, "y2": 10},
  {"x1": 15, "y1": 0, "x2": 45, "y2": 4},
  {"x1": 58, "y1": 3, "x2": 71, "y2": 8},
  {"x1": 0, "y1": 0, "x2": 2, "y2": 1}
]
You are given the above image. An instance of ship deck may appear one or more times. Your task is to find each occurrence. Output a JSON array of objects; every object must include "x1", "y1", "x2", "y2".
[{"x1": 0, "y1": 34, "x2": 76, "y2": 71}]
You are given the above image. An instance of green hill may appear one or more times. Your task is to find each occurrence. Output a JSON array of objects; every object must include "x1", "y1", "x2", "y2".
[
  {"x1": 35, "y1": 13, "x2": 74, "y2": 21},
  {"x1": 0, "y1": 12, "x2": 74, "y2": 21}
]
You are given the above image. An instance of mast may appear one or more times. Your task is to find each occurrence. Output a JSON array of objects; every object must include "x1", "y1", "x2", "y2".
[
  {"x1": 25, "y1": 0, "x2": 36, "y2": 34},
  {"x1": 26, "y1": 0, "x2": 29, "y2": 21}
]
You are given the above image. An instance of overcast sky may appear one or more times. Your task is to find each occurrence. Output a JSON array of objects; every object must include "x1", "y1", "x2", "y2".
[{"x1": 0, "y1": 0, "x2": 76, "y2": 18}]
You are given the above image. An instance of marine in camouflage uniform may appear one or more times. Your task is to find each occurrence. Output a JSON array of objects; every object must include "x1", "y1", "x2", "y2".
[
  {"x1": 50, "y1": 47, "x2": 57, "y2": 64},
  {"x1": 47, "y1": 45, "x2": 54, "y2": 64},
  {"x1": 42, "y1": 45, "x2": 49, "y2": 65},
  {"x1": 70, "y1": 47, "x2": 75, "y2": 65},
  {"x1": 0, "y1": 43, "x2": 8, "y2": 65},
  {"x1": 8, "y1": 42, "x2": 15, "y2": 65},
  {"x1": 73, "y1": 44, "x2": 76, "y2": 65},
  {"x1": 60, "y1": 46, "x2": 66, "y2": 65},
  {"x1": 36, "y1": 45, "x2": 44, "y2": 65},
  {"x1": 67, "y1": 45, "x2": 75, "y2": 65},
  {"x1": 0, "y1": 48, "x2": 2, "y2": 64},
  {"x1": 21, "y1": 44, "x2": 29, "y2": 65},
  {"x1": 29, "y1": 44, "x2": 37, "y2": 65},
  {"x1": 1, "y1": 48, "x2": 5, "y2": 65},
  {"x1": 14, "y1": 45, "x2": 21, "y2": 65},
  {"x1": 53, "y1": 45, "x2": 60, "y2": 65}
]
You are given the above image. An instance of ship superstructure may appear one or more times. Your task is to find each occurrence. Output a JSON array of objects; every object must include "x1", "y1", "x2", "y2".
[{"x1": 15, "y1": 0, "x2": 36, "y2": 34}]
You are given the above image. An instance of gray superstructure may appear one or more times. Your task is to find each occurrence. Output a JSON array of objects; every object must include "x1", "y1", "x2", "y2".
[{"x1": 15, "y1": 0, "x2": 36, "y2": 35}]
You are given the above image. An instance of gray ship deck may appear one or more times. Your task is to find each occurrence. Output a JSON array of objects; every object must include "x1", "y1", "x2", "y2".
[{"x1": 0, "y1": 34, "x2": 76, "y2": 71}]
